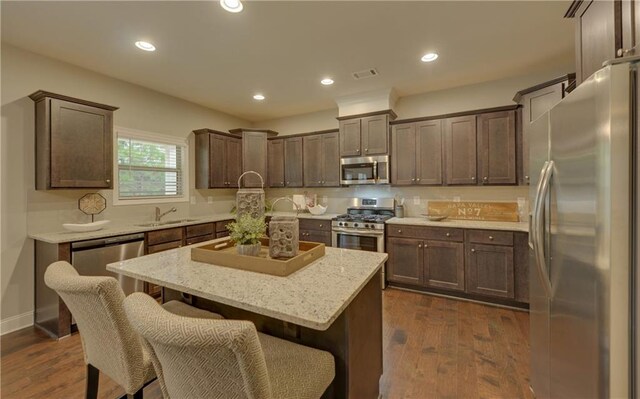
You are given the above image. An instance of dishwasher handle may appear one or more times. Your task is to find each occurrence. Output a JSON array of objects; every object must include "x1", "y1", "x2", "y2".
[{"x1": 72, "y1": 233, "x2": 145, "y2": 251}]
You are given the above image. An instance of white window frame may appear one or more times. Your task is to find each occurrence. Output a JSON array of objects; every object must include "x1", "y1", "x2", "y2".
[{"x1": 113, "y1": 126, "x2": 189, "y2": 206}]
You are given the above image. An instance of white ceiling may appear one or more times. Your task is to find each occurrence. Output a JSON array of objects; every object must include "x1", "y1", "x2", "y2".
[{"x1": 1, "y1": 1, "x2": 575, "y2": 122}]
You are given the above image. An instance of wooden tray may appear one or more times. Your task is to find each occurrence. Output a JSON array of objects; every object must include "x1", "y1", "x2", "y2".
[{"x1": 191, "y1": 237, "x2": 325, "y2": 277}]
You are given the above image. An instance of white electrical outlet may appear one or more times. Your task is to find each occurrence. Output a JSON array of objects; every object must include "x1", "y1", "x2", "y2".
[
  {"x1": 207, "y1": 196, "x2": 213, "y2": 204},
  {"x1": 453, "y1": 196, "x2": 461, "y2": 202},
  {"x1": 413, "y1": 196, "x2": 421, "y2": 205},
  {"x1": 190, "y1": 196, "x2": 196, "y2": 205}
]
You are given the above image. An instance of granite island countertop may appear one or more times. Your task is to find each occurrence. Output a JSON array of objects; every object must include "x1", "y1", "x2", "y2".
[
  {"x1": 107, "y1": 239, "x2": 387, "y2": 331},
  {"x1": 28, "y1": 212, "x2": 341, "y2": 244},
  {"x1": 386, "y1": 217, "x2": 529, "y2": 232}
]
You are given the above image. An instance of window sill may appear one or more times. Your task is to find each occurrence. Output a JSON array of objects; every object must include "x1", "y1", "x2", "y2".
[{"x1": 112, "y1": 196, "x2": 189, "y2": 206}]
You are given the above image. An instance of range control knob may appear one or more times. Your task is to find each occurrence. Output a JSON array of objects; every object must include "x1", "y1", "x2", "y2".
[
  {"x1": 353, "y1": 223, "x2": 359, "y2": 227},
  {"x1": 339, "y1": 222, "x2": 344, "y2": 227},
  {"x1": 364, "y1": 224, "x2": 369, "y2": 229}
]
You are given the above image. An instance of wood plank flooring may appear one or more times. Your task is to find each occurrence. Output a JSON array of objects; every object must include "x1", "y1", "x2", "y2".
[{"x1": 1, "y1": 288, "x2": 532, "y2": 399}]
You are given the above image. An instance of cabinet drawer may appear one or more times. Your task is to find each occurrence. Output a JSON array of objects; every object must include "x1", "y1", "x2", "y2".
[
  {"x1": 147, "y1": 240, "x2": 182, "y2": 254},
  {"x1": 186, "y1": 234, "x2": 215, "y2": 245},
  {"x1": 387, "y1": 225, "x2": 463, "y2": 242},
  {"x1": 186, "y1": 223, "x2": 214, "y2": 238},
  {"x1": 147, "y1": 227, "x2": 184, "y2": 246},
  {"x1": 466, "y1": 230, "x2": 513, "y2": 246},
  {"x1": 299, "y1": 219, "x2": 331, "y2": 231},
  {"x1": 300, "y1": 230, "x2": 332, "y2": 246},
  {"x1": 215, "y1": 220, "x2": 233, "y2": 233}
]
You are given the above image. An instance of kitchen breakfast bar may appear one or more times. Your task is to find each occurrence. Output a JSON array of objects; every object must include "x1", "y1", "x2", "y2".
[{"x1": 107, "y1": 239, "x2": 388, "y2": 399}]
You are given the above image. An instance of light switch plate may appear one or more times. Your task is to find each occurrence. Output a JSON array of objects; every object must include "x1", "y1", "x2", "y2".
[
  {"x1": 413, "y1": 196, "x2": 421, "y2": 205},
  {"x1": 207, "y1": 196, "x2": 213, "y2": 204}
]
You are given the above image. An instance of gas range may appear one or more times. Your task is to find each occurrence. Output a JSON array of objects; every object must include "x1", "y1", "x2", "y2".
[
  {"x1": 331, "y1": 197, "x2": 395, "y2": 233},
  {"x1": 331, "y1": 214, "x2": 391, "y2": 231}
]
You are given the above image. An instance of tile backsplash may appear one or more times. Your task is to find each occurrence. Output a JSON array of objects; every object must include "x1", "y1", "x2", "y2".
[{"x1": 27, "y1": 185, "x2": 529, "y2": 233}]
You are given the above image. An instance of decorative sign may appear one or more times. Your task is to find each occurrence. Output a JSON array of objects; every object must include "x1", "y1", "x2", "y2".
[{"x1": 427, "y1": 201, "x2": 519, "y2": 222}]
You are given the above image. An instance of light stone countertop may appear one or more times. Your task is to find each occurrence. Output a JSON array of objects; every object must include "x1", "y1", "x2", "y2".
[
  {"x1": 106, "y1": 239, "x2": 387, "y2": 331},
  {"x1": 386, "y1": 217, "x2": 529, "y2": 232},
  {"x1": 28, "y1": 212, "x2": 341, "y2": 244}
]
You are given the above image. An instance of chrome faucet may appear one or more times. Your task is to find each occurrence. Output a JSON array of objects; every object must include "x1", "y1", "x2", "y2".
[{"x1": 155, "y1": 206, "x2": 177, "y2": 222}]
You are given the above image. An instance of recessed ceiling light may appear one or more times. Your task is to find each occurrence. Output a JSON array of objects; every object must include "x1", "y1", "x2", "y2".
[
  {"x1": 220, "y1": 0, "x2": 243, "y2": 13},
  {"x1": 135, "y1": 41, "x2": 156, "y2": 52},
  {"x1": 321, "y1": 78, "x2": 334, "y2": 86},
  {"x1": 421, "y1": 52, "x2": 438, "y2": 62},
  {"x1": 253, "y1": 94, "x2": 265, "y2": 101}
]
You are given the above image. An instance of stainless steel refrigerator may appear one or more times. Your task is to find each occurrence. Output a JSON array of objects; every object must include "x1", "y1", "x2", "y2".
[{"x1": 529, "y1": 58, "x2": 638, "y2": 398}]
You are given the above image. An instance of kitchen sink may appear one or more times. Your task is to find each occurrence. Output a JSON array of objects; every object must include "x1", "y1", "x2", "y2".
[{"x1": 136, "y1": 219, "x2": 199, "y2": 227}]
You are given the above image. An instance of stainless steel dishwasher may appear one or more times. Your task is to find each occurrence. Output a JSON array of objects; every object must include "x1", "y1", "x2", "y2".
[{"x1": 71, "y1": 233, "x2": 145, "y2": 295}]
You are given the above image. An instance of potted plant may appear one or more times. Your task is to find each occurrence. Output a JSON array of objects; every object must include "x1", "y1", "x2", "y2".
[{"x1": 226, "y1": 214, "x2": 267, "y2": 256}]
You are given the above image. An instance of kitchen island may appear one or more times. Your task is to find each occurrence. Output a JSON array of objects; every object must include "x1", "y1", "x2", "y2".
[{"x1": 107, "y1": 239, "x2": 387, "y2": 398}]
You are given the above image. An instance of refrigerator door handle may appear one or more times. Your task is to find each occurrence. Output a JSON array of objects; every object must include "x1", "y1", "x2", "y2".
[
  {"x1": 534, "y1": 160, "x2": 554, "y2": 298},
  {"x1": 530, "y1": 161, "x2": 549, "y2": 250}
]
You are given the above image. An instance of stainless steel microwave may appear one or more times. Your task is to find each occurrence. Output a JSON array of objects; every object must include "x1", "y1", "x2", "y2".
[{"x1": 340, "y1": 155, "x2": 389, "y2": 185}]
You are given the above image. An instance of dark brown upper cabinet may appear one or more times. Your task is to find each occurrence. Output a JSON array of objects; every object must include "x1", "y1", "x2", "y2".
[
  {"x1": 230, "y1": 129, "x2": 278, "y2": 188},
  {"x1": 30, "y1": 91, "x2": 118, "y2": 190},
  {"x1": 338, "y1": 110, "x2": 396, "y2": 157},
  {"x1": 391, "y1": 120, "x2": 443, "y2": 186},
  {"x1": 303, "y1": 131, "x2": 340, "y2": 187},
  {"x1": 566, "y1": 0, "x2": 637, "y2": 86},
  {"x1": 284, "y1": 137, "x2": 304, "y2": 187},
  {"x1": 514, "y1": 75, "x2": 574, "y2": 185},
  {"x1": 444, "y1": 115, "x2": 477, "y2": 185},
  {"x1": 477, "y1": 110, "x2": 517, "y2": 185},
  {"x1": 267, "y1": 139, "x2": 285, "y2": 188},
  {"x1": 194, "y1": 129, "x2": 242, "y2": 189}
]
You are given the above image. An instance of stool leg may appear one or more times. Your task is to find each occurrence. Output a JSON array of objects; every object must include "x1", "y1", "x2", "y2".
[{"x1": 85, "y1": 364, "x2": 99, "y2": 399}]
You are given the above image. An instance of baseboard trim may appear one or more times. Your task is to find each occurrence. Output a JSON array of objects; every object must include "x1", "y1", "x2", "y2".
[{"x1": 1, "y1": 311, "x2": 34, "y2": 335}]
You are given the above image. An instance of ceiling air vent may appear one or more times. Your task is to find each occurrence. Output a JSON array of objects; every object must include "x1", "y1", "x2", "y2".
[{"x1": 352, "y1": 68, "x2": 378, "y2": 80}]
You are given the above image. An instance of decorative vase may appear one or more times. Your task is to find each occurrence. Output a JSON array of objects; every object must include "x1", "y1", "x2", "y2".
[
  {"x1": 236, "y1": 171, "x2": 265, "y2": 220},
  {"x1": 236, "y1": 243, "x2": 261, "y2": 257},
  {"x1": 268, "y1": 197, "x2": 300, "y2": 259}
]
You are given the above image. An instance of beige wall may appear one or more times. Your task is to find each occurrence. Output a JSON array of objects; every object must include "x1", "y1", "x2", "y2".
[{"x1": 0, "y1": 44, "x2": 250, "y2": 332}]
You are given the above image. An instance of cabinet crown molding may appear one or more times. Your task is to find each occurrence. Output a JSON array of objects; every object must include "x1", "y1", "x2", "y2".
[
  {"x1": 336, "y1": 109, "x2": 397, "y2": 121},
  {"x1": 28, "y1": 90, "x2": 119, "y2": 111}
]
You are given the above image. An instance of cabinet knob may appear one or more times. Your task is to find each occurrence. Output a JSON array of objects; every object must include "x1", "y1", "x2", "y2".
[
  {"x1": 322, "y1": 181, "x2": 325, "y2": 184},
  {"x1": 471, "y1": 176, "x2": 476, "y2": 181},
  {"x1": 364, "y1": 148, "x2": 368, "y2": 153},
  {"x1": 489, "y1": 236, "x2": 494, "y2": 240},
  {"x1": 319, "y1": 224, "x2": 323, "y2": 228},
  {"x1": 416, "y1": 178, "x2": 420, "y2": 182},
  {"x1": 411, "y1": 178, "x2": 415, "y2": 182},
  {"x1": 471, "y1": 248, "x2": 476, "y2": 253},
  {"x1": 418, "y1": 244, "x2": 422, "y2": 248},
  {"x1": 617, "y1": 47, "x2": 636, "y2": 57},
  {"x1": 397, "y1": 229, "x2": 402, "y2": 233},
  {"x1": 525, "y1": 175, "x2": 529, "y2": 180},
  {"x1": 483, "y1": 177, "x2": 488, "y2": 181},
  {"x1": 105, "y1": 179, "x2": 111, "y2": 183},
  {"x1": 318, "y1": 180, "x2": 322, "y2": 183},
  {"x1": 446, "y1": 233, "x2": 451, "y2": 237}
]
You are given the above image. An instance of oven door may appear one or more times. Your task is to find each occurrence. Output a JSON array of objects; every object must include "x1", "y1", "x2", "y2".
[{"x1": 332, "y1": 229, "x2": 384, "y2": 252}]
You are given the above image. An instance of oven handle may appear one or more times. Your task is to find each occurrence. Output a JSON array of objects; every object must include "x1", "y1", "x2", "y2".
[
  {"x1": 373, "y1": 160, "x2": 378, "y2": 182},
  {"x1": 332, "y1": 228, "x2": 384, "y2": 237}
]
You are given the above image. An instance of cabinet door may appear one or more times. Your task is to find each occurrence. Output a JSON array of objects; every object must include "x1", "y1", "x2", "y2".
[
  {"x1": 303, "y1": 135, "x2": 323, "y2": 187},
  {"x1": 50, "y1": 99, "x2": 112, "y2": 188},
  {"x1": 225, "y1": 137, "x2": 242, "y2": 188},
  {"x1": 284, "y1": 137, "x2": 304, "y2": 187},
  {"x1": 444, "y1": 115, "x2": 477, "y2": 185},
  {"x1": 241, "y1": 132, "x2": 267, "y2": 187},
  {"x1": 575, "y1": 0, "x2": 621, "y2": 84},
  {"x1": 416, "y1": 120, "x2": 443, "y2": 185},
  {"x1": 209, "y1": 134, "x2": 226, "y2": 188},
  {"x1": 387, "y1": 237, "x2": 423, "y2": 286},
  {"x1": 321, "y1": 132, "x2": 341, "y2": 187},
  {"x1": 300, "y1": 230, "x2": 332, "y2": 246},
  {"x1": 477, "y1": 111, "x2": 516, "y2": 185},
  {"x1": 339, "y1": 119, "x2": 362, "y2": 157},
  {"x1": 361, "y1": 115, "x2": 388, "y2": 155},
  {"x1": 267, "y1": 139, "x2": 285, "y2": 188},
  {"x1": 520, "y1": 82, "x2": 565, "y2": 185},
  {"x1": 466, "y1": 243, "x2": 514, "y2": 299},
  {"x1": 424, "y1": 240, "x2": 464, "y2": 291},
  {"x1": 391, "y1": 123, "x2": 416, "y2": 185}
]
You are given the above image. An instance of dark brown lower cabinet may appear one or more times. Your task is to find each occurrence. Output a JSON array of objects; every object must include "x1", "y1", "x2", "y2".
[
  {"x1": 424, "y1": 240, "x2": 465, "y2": 291},
  {"x1": 465, "y1": 243, "x2": 514, "y2": 299},
  {"x1": 386, "y1": 237, "x2": 423, "y2": 285},
  {"x1": 300, "y1": 230, "x2": 332, "y2": 246},
  {"x1": 386, "y1": 224, "x2": 527, "y2": 307}
]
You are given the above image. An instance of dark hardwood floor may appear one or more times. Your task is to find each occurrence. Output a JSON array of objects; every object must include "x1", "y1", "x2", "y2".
[{"x1": 1, "y1": 288, "x2": 531, "y2": 399}]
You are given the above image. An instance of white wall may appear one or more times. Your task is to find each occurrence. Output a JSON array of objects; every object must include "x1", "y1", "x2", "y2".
[{"x1": 0, "y1": 44, "x2": 250, "y2": 333}]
